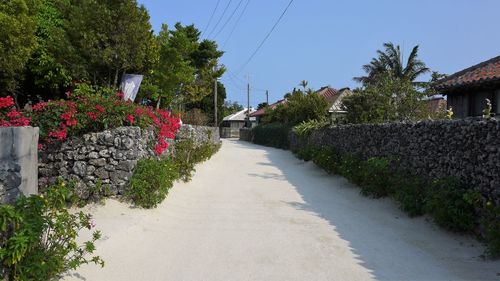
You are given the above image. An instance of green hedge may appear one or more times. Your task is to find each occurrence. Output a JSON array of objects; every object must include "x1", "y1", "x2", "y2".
[
  {"x1": 294, "y1": 146, "x2": 500, "y2": 258},
  {"x1": 126, "y1": 141, "x2": 221, "y2": 208},
  {"x1": 252, "y1": 123, "x2": 291, "y2": 149}
]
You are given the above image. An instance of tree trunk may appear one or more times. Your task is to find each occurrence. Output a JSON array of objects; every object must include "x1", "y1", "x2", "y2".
[{"x1": 113, "y1": 68, "x2": 119, "y2": 88}]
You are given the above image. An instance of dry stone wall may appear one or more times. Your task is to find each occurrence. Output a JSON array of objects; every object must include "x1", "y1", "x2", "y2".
[
  {"x1": 38, "y1": 125, "x2": 220, "y2": 200},
  {"x1": 289, "y1": 119, "x2": 500, "y2": 199},
  {"x1": 39, "y1": 126, "x2": 155, "y2": 199}
]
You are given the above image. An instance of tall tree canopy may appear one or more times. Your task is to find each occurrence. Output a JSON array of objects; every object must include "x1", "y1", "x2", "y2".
[
  {"x1": 354, "y1": 42, "x2": 429, "y2": 86},
  {"x1": 142, "y1": 23, "x2": 225, "y2": 109},
  {"x1": 0, "y1": 0, "x2": 40, "y2": 101}
]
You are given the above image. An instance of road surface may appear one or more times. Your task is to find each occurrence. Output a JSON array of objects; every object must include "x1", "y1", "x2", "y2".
[{"x1": 65, "y1": 139, "x2": 500, "y2": 281}]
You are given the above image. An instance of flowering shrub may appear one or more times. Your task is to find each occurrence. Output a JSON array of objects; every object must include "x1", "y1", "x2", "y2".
[
  {"x1": 0, "y1": 87, "x2": 181, "y2": 154},
  {"x1": 0, "y1": 96, "x2": 31, "y2": 127}
]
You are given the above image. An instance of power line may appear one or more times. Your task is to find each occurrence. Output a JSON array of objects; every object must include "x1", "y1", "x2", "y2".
[
  {"x1": 235, "y1": 0, "x2": 294, "y2": 75},
  {"x1": 201, "y1": 0, "x2": 221, "y2": 38},
  {"x1": 213, "y1": 0, "x2": 245, "y2": 39},
  {"x1": 222, "y1": 0, "x2": 250, "y2": 48},
  {"x1": 206, "y1": 0, "x2": 233, "y2": 38}
]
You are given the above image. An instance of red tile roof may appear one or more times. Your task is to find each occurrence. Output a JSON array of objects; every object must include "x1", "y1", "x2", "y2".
[
  {"x1": 316, "y1": 87, "x2": 338, "y2": 104},
  {"x1": 434, "y1": 56, "x2": 500, "y2": 91},
  {"x1": 249, "y1": 99, "x2": 287, "y2": 117}
]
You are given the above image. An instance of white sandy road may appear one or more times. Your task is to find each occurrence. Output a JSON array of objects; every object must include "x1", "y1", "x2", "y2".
[{"x1": 64, "y1": 139, "x2": 500, "y2": 281}]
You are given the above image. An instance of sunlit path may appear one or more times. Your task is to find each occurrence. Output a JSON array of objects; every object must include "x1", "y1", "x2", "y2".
[{"x1": 64, "y1": 139, "x2": 500, "y2": 281}]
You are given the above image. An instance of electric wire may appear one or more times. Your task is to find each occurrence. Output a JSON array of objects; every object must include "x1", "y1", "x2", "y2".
[
  {"x1": 213, "y1": 0, "x2": 244, "y2": 39},
  {"x1": 201, "y1": 0, "x2": 221, "y2": 38},
  {"x1": 206, "y1": 0, "x2": 233, "y2": 38},
  {"x1": 235, "y1": 0, "x2": 294, "y2": 75},
  {"x1": 222, "y1": 0, "x2": 250, "y2": 48}
]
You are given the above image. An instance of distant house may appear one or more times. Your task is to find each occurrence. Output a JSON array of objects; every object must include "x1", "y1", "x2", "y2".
[
  {"x1": 220, "y1": 108, "x2": 256, "y2": 138},
  {"x1": 249, "y1": 99, "x2": 287, "y2": 124},
  {"x1": 249, "y1": 87, "x2": 353, "y2": 124},
  {"x1": 434, "y1": 56, "x2": 500, "y2": 118},
  {"x1": 315, "y1": 87, "x2": 353, "y2": 114}
]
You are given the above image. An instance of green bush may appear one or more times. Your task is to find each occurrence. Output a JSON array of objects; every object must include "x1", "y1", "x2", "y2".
[
  {"x1": 0, "y1": 181, "x2": 104, "y2": 281},
  {"x1": 252, "y1": 123, "x2": 291, "y2": 149},
  {"x1": 293, "y1": 119, "x2": 329, "y2": 139},
  {"x1": 424, "y1": 178, "x2": 477, "y2": 232},
  {"x1": 126, "y1": 157, "x2": 179, "y2": 209},
  {"x1": 393, "y1": 174, "x2": 428, "y2": 217},
  {"x1": 173, "y1": 140, "x2": 221, "y2": 182},
  {"x1": 481, "y1": 201, "x2": 500, "y2": 258},
  {"x1": 358, "y1": 157, "x2": 393, "y2": 198},
  {"x1": 294, "y1": 146, "x2": 318, "y2": 162},
  {"x1": 312, "y1": 147, "x2": 341, "y2": 174}
]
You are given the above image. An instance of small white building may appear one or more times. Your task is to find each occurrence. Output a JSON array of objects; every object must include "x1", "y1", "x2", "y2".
[
  {"x1": 220, "y1": 108, "x2": 256, "y2": 138},
  {"x1": 220, "y1": 108, "x2": 255, "y2": 138}
]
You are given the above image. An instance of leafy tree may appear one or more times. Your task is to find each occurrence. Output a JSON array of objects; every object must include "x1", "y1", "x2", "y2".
[
  {"x1": 354, "y1": 42, "x2": 429, "y2": 86},
  {"x1": 144, "y1": 22, "x2": 225, "y2": 109},
  {"x1": 343, "y1": 73, "x2": 428, "y2": 124},
  {"x1": 23, "y1": 0, "x2": 72, "y2": 102},
  {"x1": 221, "y1": 100, "x2": 244, "y2": 118},
  {"x1": 185, "y1": 81, "x2": 227, "y2": 126},
  {"x1": 263, "y1": 88, "x2": 328, "y2": 125},
  {"x1": 257, "y1": 102, "x2": 268, "y2": 110},
  {"x1": 0, "y1": 0, "x2": 40, "y2": 102},
  {"x1": 65, "y1": 0, "x2": 154, "y2": 86}
]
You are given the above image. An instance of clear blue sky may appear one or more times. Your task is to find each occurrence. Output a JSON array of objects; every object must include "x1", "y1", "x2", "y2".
[{"x1": 138, "y1": 0, "x2": 500, "y2": 107}]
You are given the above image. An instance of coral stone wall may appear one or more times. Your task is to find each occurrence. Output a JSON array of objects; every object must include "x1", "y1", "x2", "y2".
[
  {"x1": 289, "y1": 119, "x2": 500, "y2": 200},
  {"x1": 39, "y1": 126, "x2": 155, "y2": 199},
  {"x1": 38, "y1": 125, "x2": 220, "y2": 200}
]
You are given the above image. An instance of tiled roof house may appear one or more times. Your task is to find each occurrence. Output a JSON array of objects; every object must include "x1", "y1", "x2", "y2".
[{"x1": 434, "y1": 55, "x2": 500, "y2": 117}]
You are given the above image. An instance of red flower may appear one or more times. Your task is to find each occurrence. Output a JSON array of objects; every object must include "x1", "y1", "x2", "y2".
[
  {"x1": 0, "y1": 96, "x2": 14, "y2": 109},
  {"x1": 126, "y1": 114, "x2": 134, "y2": 124},
  {"x1": 116, "y1": 91, "x2": 124, "y2": 100},
  {"x1": 61, "y1": 112, "x2": 73, "y2": 121},
  {"x1": 6, "y1": 110, "x2": 20, "y2": 119},
  {"x1": 66, "y1": 119, "x2": 77, "y2": 127},
  {"x1": 95, "y1": 105, "x2": 105, "y2": 113},
  {"x1": 65, "y1": 91, "x2": 72, "y2": 98},
  {"x1": 87, "y1": 112, "x2": 98, "y2": 121},
  {"x1": 38, "y1": 143, "x2": 44, "y2": 150},
  {"x1": 48, "y1": 127, "x2": 67, "y2": 140},
  {"x1": 32, "y1": 102, "x2": 47, "y2": 111}
]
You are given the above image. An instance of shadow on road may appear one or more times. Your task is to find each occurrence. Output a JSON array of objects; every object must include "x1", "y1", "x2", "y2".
[{"x1": 228, "y1": 139, "x2": 500, "y2": 281}]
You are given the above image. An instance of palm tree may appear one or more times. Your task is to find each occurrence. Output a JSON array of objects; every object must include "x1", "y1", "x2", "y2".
[
  {"x1": 299, "y1": 80, "x2": 308, "y2": 92},
  {"x1": 354, "y1": 42, "x2": 429, "y2": 86}
]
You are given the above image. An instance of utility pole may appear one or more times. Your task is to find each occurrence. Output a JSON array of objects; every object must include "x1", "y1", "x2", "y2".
[
  {"x1": 247, "y1": 74, "x2": 250, "y2": 127},
  {"x1": 266, "y1": 90, "x2": 269, "y2": 105},
  {"x1": 214, "y1": 79, "x2": 218, "y2": 126}
]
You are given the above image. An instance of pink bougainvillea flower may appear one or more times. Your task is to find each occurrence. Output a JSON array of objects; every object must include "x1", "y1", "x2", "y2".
[
  {"x1": 126, "y1": 114, "x2": 134, "y2": 124},
  {"x1": 66, "y1": 119, "x2": 77, "y2": 127},
  {"x1": 65, "y1": 91, "x2": 71, "y2": 98},
  {"x1": 0, "y1": 96, "x2": 15, "y2": 109},
  {"x1": 86, "y1": 112, "x2": 98, "y2": 121},
  {"x1": 6, "y1": 110, "x2": 20, "y2": 119},
  {"x1": 95, "y1": 105, "x2": 105, "y2": 113},
  {"x1": 116, "y1": 91, "x2": 124, "y2": 100},
  {"x1": 32, "y1": 102, "x2": 47, "y2": 111}
]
